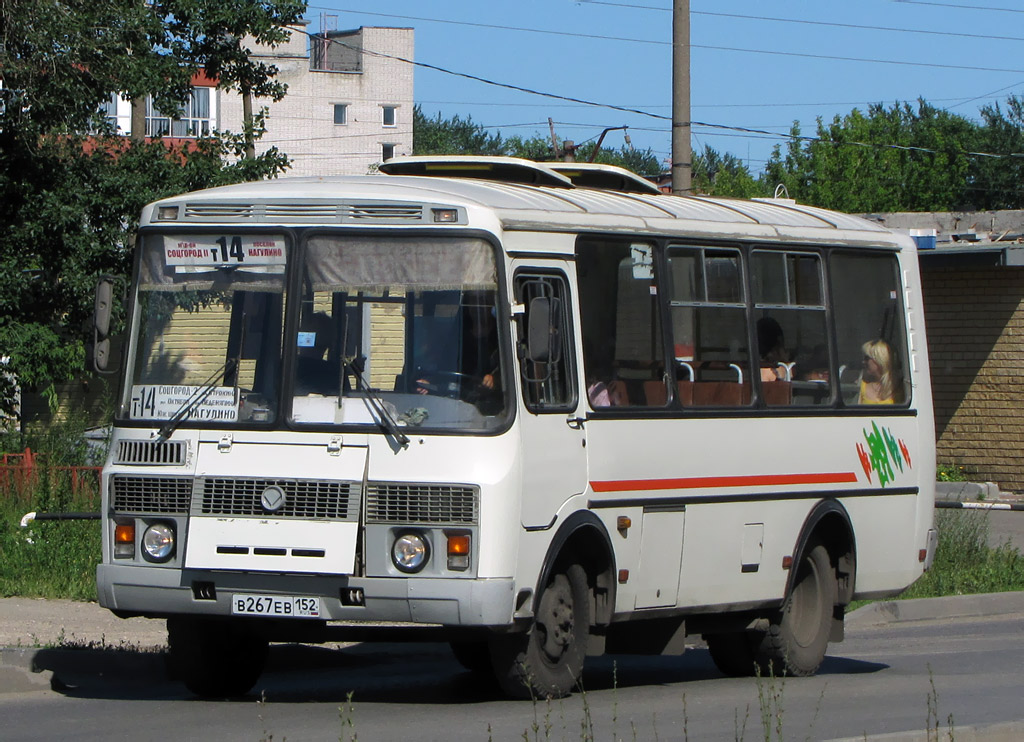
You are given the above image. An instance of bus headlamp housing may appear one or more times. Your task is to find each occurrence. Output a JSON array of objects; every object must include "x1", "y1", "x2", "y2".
[
  {"x1": 391, "y1": 531, "x2": 429, "y2": 573},
  {"x1": 142, "y1": 523, "x2": 175, "y2": 562}
]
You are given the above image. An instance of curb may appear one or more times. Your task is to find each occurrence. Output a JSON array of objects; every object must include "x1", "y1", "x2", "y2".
[
  {"x1": 846, "y1": 590, "x2": 1024, "y2": 628},
  {"x1": 934, "y1": 481, "x2": 1004, "y2": 502},
  {"x1": 826, "y1": 721, "x2": 1024, "y2": 742}
]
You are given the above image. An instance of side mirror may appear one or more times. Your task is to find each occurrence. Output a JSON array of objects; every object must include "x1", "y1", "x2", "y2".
[
  {"x1": 527, "y1": 297, "x2": 550, "y2": 363},
  {"x1": 526, "y1": 296, "x2": 562, "y2": 364},
  {"x1": 91, "y1": 276, "x2": 117, "y2": 373}
]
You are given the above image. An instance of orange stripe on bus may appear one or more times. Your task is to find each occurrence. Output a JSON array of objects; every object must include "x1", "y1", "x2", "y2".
[{"x1": 589, "y1": 472, "x2": 859, "y2": 493}]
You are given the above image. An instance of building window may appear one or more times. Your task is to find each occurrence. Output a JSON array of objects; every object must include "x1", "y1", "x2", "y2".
[
  {"x1": 382, "y1": 143, "x2": 396, "y2": 161},
  {"x1": 99, "y1": 93, "x2": 119, "y2": 131},
  {"x1": 333, "y1": 104, "x2": 348, "y2": 125},
  {"x1": 382, "y1": 106, "x2": 397, "y2": 127},
  {"x1": 146, "y1": 87, "x2": 213, "y2": 138}
]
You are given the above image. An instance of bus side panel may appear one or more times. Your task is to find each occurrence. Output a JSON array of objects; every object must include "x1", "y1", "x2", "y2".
[{"x1": 586, "y1": 414, "x2": 926, "y2": 614}]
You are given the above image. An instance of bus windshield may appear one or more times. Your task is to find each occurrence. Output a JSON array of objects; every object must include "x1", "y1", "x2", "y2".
[
  {"x1": 120, "y1": 232, "x2": 508, "y2": 433},
  {"x1": 291, "y1": 235, "x2": 508, "y2": 432}
]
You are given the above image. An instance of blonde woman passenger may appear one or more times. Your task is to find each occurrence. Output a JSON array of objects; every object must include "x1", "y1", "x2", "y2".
[{"x1": 859, "y1": 339, "x2": 898, "y2": 404}]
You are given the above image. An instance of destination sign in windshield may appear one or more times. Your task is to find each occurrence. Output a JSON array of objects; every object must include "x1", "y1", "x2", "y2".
[{"x1": 163, "y1": 235, "x2": 286, "y2": 266}]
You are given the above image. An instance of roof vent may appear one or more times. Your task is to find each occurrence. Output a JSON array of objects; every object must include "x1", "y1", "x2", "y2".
[{"x1": 380, "y1": 156, "x2": 574, "y2": 188}]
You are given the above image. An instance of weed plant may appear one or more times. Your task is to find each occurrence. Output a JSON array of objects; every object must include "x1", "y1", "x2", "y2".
[{"x1": 902, "y1": 508, "x2": 1024, "y2": 599}]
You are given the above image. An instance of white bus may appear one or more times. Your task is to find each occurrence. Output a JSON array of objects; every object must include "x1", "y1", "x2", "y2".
[{"x1": 94, "y1": 156, "x2": 936, "y2": 699}]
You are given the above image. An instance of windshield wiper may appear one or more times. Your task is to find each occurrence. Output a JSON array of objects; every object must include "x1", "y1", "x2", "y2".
[
  {"x1": 345, "y1": 357, "x2": 410, "y2": 448},
  {"x1": 155, "y1": 358, "x2": 238, "y2": 443}
]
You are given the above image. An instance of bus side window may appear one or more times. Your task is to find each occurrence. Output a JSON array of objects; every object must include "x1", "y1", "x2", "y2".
[
  {"x1": 577, "y1": 240, "x2": 667, "y2": 409},
  {"x1": 830, "y1": 252, "x2": 910, "y2": 406},
  {"x1": 667, "y1": 246, "x2": 751, "y2": 408},
  {"x1": 515, "y1": 273, "x2": 576, "y2": 411},
  {"x1": 752, "y1": 250, "x2": 831, "y2": 407}
]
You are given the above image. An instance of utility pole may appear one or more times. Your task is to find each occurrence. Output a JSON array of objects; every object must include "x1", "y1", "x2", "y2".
[{"x1": 671, "y1": 0, "x2": 691, "y2": 195}]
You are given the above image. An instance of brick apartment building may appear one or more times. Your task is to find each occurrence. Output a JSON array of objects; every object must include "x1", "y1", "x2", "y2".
[{"x1": 102, "y1": 21, "x2": 414, "y2": 177}]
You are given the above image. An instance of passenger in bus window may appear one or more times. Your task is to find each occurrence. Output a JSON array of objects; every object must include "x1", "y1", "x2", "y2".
[
  {"x1": 795, "y1": 345, "x2": 830, "y2": 383},
  {"x1": 586, "y1": 359, "x2": 626, "y2": 407},
  {"x1": 757, "y1": 317, "x2": 790, "y2": 382},
  {"x1": 858, "y1": 339, "x2": 897, "y2": 404}
]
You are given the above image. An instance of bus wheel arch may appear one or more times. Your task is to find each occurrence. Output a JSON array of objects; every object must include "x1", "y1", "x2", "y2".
[
  {"x1": 788, "y1": 499, "x2": 857, "y2": 610},
  {"x1": 758, "y1": 499, "x2": 856, "y2": 676},
  {"x1": 489, "y1": 511, "x2": 615, "y2": 698}
]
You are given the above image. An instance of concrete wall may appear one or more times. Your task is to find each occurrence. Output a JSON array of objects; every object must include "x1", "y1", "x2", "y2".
[{"x1": 921, "y1": 265, "x2": 1024, "y2": 491}]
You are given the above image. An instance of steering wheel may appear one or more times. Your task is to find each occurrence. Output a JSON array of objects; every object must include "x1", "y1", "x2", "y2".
[{"x1": 414, "y1": 370, "x2": 474, "y2": 399}]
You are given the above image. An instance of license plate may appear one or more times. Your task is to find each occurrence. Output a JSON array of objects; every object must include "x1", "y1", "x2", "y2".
[{"x1": 231, "y1": 594, "x2": 321, "y2": 618}]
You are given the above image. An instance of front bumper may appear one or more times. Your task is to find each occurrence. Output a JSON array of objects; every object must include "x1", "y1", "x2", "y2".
[{"x1": 97, "y1": 563, "x2": 515, "y2": 627}]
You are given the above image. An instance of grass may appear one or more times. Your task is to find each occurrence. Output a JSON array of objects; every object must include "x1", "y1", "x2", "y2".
[
  {"x1": 901, "y1": 508, "x2": 1024, "y2": 599},
  {"x1": 0, "y1": 468, "x2": 101, "y2": 601},
  {"x1": 0, "y1": 419, "x2": 103, "y2": 601}
]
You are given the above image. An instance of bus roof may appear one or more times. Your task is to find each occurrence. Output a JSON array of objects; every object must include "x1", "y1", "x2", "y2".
[{"x1": 144, "y1": 161, "x2": 903, "y2": 248}]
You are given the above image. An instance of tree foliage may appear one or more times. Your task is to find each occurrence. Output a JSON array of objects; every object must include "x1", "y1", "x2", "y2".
[
  {"x1": 693, "y1": 145, "x2": 765, "y2": 198},
  {"x1": 0, "y1": 0, "x2": 303, "y2": 419},
  {"x1": 758, "y1": 98, "x2": 1024, "y2": 212},
  {"x1": 413, "y1": 105, "x2": 505, "y2": 155}
]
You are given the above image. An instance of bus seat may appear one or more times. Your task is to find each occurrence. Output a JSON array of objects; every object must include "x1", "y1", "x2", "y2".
[
  {"x1": 762, "y1": 380, "x2": 792, "y2": 406},
  {"x1": 643, "y1": 380, "x2": 668, "y2": 406},
  {"x1": 693, "y1": 381, "x2": 751, "y2": 406}
]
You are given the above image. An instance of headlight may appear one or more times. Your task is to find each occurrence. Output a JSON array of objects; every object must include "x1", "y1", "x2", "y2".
[
  {"x1": 391, "y1": 532, "x2": 429, "y2": 573},
  {"x1": 142, "y1": 523, "x2": 175, "y2": 562}
]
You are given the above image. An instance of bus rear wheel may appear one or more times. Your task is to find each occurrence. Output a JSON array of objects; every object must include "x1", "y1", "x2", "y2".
[
  {"x1": 489, "y1": 563, "x2": 590, "y2": 699},
  {"x1": 167, "y1": 617, "x2": 268, "y2": 698},
  {"x1": 706, "y1": 631, "x2": 759, "y2": 677},
  {"x1": 756, "y1": 542, "x2": 836, "y2": 676}
]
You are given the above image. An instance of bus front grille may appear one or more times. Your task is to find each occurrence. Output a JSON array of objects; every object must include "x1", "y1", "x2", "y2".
[
  {"x1": 111, "y1": 475, "x2": 194, "y2": 514},
  {"x1": 114, "y1": 439, "x2": 187, "y2": 466},
  {"x1": 365, "y1": 483, "x2": 478, "y2": 525},
  {"x1": 197, "y1": 477, "x2": 360, "y2": 520}
]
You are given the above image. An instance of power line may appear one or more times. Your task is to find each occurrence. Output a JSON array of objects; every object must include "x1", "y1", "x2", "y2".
[
  {"x1": 295, "y1": 27, "x2": 1024, "y2": 161},
  {"x1": 307, "y1": 6, "x2": 1024, "y2": 73},
  {"x1": 576, "y1": 1, "x2": 1024, "y2": 44},
  {"x1": 893, "y1": 0, "x2": 1024, "y2": 13}
]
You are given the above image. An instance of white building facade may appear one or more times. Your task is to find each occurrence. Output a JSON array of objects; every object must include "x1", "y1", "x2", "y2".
[{"x1": 103, "y1": 22, "x2": 415, "y2": 177}]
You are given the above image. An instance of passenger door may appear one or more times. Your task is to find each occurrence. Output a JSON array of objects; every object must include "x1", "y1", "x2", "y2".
[{"x1": 513, "y1": 266, "x2": 588, "y2": 528}]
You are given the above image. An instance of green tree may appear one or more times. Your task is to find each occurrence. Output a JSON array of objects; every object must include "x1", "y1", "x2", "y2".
[
  {"x1": 762, "y1": 101, "x2": 977, "y2": 212},
  {"x1": 972, "y1": 95, "x2": 1024, "y2": 210},
  {"x1": 413, "y1": 105, "x2": 505, "y2": 155},
  {"x1": 693, "y1": 145, "x2": 764, "y2": 198},
  {"x1": 0, "y1": 0, "x2": 303, "y2": 420}
]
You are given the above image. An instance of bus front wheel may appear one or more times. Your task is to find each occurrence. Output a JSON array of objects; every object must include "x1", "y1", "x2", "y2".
[
  {"x1": 167, "y1": 617, "x2": 268, "y2": 698},
  {"x1": 489, "y1": 563, "x2": 590, "y2": 699}
]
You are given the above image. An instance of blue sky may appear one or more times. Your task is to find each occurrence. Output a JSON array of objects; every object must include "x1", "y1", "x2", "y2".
[{"x1": 301, "y1": 1, "x2": 1024, "y2": 174}]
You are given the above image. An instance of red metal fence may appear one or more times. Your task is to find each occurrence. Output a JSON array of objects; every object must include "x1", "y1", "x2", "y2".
[{"x1": 0, "y1": 448, "x2": 102, "y2": 503}]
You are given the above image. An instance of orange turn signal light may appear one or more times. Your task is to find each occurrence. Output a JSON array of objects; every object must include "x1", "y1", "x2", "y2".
[
  {"x1": 115, "y1": 524, "x2": 135, "y2": 543},
  {"x1": 447, "y1": 534, "x2": 471, "y2": 556}
]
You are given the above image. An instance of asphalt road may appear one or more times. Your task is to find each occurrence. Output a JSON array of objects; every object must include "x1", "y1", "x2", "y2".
[{"x1": 1, "y1": 597, "x2": 1023, "y2": 742}]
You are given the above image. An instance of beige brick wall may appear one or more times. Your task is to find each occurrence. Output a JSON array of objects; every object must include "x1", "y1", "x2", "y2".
[
  {"x1": 220, "y1": 25, "x2": 414, "y2": 177},
  {"x1": 922, "y1": 265, "x2": 1024, "y2": 491}
]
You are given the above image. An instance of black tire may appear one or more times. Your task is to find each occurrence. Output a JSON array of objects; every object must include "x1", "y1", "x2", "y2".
[
  {"x1": 705, "y1": 631, "x2": 759, "y2": 677},
  {"x1": 449, "y1": 640, "x2": 493, "y2": 674},
  {"x1": 167, "y1": 617, "x2": 268, "y2": 698},
  {"x1": 755, "y1": 542, "x2": 836, "y2": 677},
  {"x1": 489, "y1": 563, "x2": 590, "y2": 699}
]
